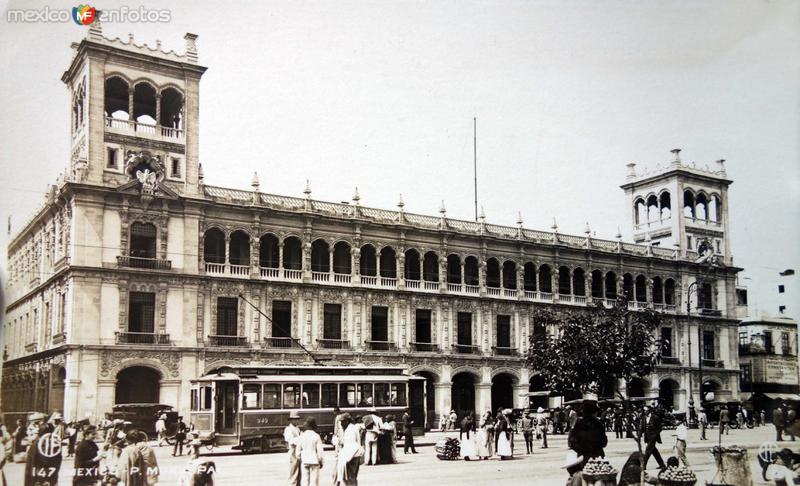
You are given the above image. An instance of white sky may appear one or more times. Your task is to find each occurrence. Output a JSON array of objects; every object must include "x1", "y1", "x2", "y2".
[{"x1": 0, "y1": 0, "x2": 798, "y2": 311}]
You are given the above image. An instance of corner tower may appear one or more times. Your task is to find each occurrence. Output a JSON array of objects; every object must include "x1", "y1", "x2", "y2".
[
  {"x1": 620, "y1": 149, "x2": 733, "y2": 265},
  {"x1": 60, "y1": 20, "x2": 207, "y2": 197}
]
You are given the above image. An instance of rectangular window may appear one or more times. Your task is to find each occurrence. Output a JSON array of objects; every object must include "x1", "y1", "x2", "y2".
[
  {"x1": 703, "y1": 331, "x2": 715, "y2": 360},
  {"x1": 323, "y1": 304, "x2": 342, "y2": 340},
  {"x1": 263, "y1": 384, "x2": 281, "y2": 409},
  {"x1": 739, "y1": 332, "x2": 748, "y2": 347},
  {"x1": 302, "y1": 384, "x2": 320, "y2": 408},
  {"x1": 191, "y1": 389, "x2": 199, "y2": 411},
  {"x1": 374, "y1": 383, "x2": 390, "y2": 406},
  {"x1": 358, "y1": 383, "x2": 373, "y2": 407},
  {"x1": 698, "y1": 282, "x2": 714, "y2": 309},
  {"x1": 782, "y1": 332, "x2": 791, "y2": 355},
  {"x1": 130, "y1": 222, "x2": 157, "y2": 259},
  {"x1": 59, "y1": 293, "x2": 67, "y2": 334},
  {"x1": 496, "y1": 315, "x2": 511, "y2": 348},
  {"x1": 740, "y1": 364, "x2": 752, "y2": 384},
  {"x1": 283, "y1": 383, "x2": 301, "y2": 409},
  {"x1": 321, "y1": 383, "x2": 338, "y2": 408},
  {"x1": 415, "y1": 309, "x2": 431, "y2": 343},
  {"x1": 107, "y1": 147, "x2": 117, "y2": 169},
  {"x1": 216, "y1": 297, "x2": 238, "y2": 336},
  {"x1": 128, "y1": 292, "x2": 155, "y2": 333},
  {"x1": 272, "y1": 300, "x2": 292, "y2": 338},
  {"x1": 391, "y1": 383, "x2": 407, "y2": 406},
  {"x1": 242, "y1": 384, "x2": 261, "y2": 410},
  {"x1": 736, "y1": 289, "x2": 748, "y2": 306},
  {"x1": 764, "y1": 330, "x2": 773, "y2": 353},
  {"x1": 457, "y1": 312, "x2": 472, "y2": 346},
  {"x1": 339, "y1": 383, "x2": 356, "y2": 407},
  {"x1": 661, "y1": 327, "x2": 673, "y2": 357},
  {"x1": 171, "y1": 158, "x2": 181, "y2": 178},
  {"x1": 371, "y1": 306, "x2": 388, "y2": 342}
]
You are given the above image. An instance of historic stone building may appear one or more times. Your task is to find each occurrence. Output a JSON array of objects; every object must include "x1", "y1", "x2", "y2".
[{"x1": 2, "y1": 25, "x2": 743, "y2": 427}]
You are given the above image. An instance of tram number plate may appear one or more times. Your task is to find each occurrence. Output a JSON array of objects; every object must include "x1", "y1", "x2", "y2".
[{"x1": 243, "y1": 413, "x2": 272, "y2": 428}]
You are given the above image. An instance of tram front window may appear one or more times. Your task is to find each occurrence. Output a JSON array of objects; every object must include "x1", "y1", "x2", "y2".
[
  {"x1": 375, "y1": 383, "x2": 390, "y2": 406},
  {"x1": 322, "y1": 383, "x2": 338, "y2": 408},
  {"x1": 340, "y1": 383, "x2": 356, "y2": 407},
  {"x1": 358, "y1": 383, "x2": 373, "y2": 407},
  {"x1": 302, "y1": 383, "x2": 320, "y2": 408},
  {"x1": 263, "y1": 384, "x2": 281, "y2": 409},
  {"x1": 243, "y1": 384, "x2": 261, "y2": 409},
  {"x1": 391, "y1": 383, "x2": 407, "y2": 406},
  {"x1": 284, "y1": 383, "x2": 301, "y2": 408}
]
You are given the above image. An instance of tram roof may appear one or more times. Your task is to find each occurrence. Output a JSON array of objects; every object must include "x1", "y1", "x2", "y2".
[{"x1": 197, "y1": 364, "x2": 411, "y2": 380}]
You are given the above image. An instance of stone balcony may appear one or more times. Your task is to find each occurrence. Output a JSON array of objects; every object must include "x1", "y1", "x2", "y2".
[
  {"x1": 105, "y1": 117, "x2": 184, "y2": 142},
  {"x1": 115, "y1": 331, "x2": 170, "y2": 345}
]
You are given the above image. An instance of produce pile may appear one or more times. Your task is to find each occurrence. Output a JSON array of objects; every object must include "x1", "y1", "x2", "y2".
[
  {"x1": 582, "y1": 457, "x2": 617, "y2": 479},
  {"x1": 658, "y1": 465, "x2": 697, "y2": 486},
  {"x1": 435, "y1": 437, "x2": 460, "y2": 460}
]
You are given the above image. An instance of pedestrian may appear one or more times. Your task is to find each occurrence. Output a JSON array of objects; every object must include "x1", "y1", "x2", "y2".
[
  {"x1": 641, "y1": 405, "x2": 666, "y2": 470},
  {"x1": 475, "y1": 414, "x2": 494, "y2": 460},
  {"x1": 459, "y1": 413, "x2": 477, "y2": 460},
  {"x1": 698, "y1": 408, "x2": 708, "y2": 440},
  {"x1": 787, "y1": 405, "x2": 797, "y2": 441},
  {"x1": 496, "y1": 410, "x2": 513, "y2": 460},
  {"x1": 567, "y1": 400, "x2": 607, "y2": 469},
  {"x1": 73, "y1": 425, "x2": 103, "y2": 486},
  {"x1": 24, "y1": 412, "x2": 62, "y2": 486},
  {"x1": 613, "y1": 409, "x2": 624, "y2": 439},
  {"x1": 672, "y1": 417, "x2": 689, "y2": 467},
  {"x1": 760, "y1": 409, "x2": 767, "y2": 427},
  {"x1": 520, "y1": 413, "x2": 534, "y2": 454},
  {"x1": 556, "y1": 408, "x2": 566, "y2": 435},
  {"x1": 362, "y1": 408, "x2": 383, "y2": 465},
  {"x1": 0, "y1": 422, "x2": 11, "y2": 486},
  {"x1": 567, "y1": 407, "x2": 578, "y2": 433},
  {"x1": 381, "y1": 415, "x2": 397, "y2": 464},
  {"x1": 448, "y1": 410, "x2": 458, "y2": 431},
  {"x1": 719, "y1": 406, "x2": 730, "y2": 436},
  {"x1": 172, "y1": 416, "x2": 187, "y2": 457},
  {"x1": 12, "y1": 419, "x2": 25, "y2": 458},
  {"x1": 774, "y1": 406, "x2": 786, "y2": 442},
  {"x1": 155, "y1": 414, "x2": 167, "y2": 447},
  {"x1": 561, "y1": 450, "x2": 585, "y2": 486},
  {"x1": 770, "y1": 448, "x2": 799, "y2": 484},
  {"x1": 295, "y1": 418, "x2": 324, "y2": 486},
  {"x1": 536, "y1": 407, "x2": 548, "y2": 449},
  {"x1": 334, "y1": 413, "x2": 364, "y2": 486},
  {"x1": 117, "y1": 430, "x2": 147, "y2": 486},
  {"x1": 402, "y1": 408, "x2": 417, "y2": 454},
  {"x1": 439, "y1": 412, "x2": 448, "y2": 432},
  {"x1": 284, "y1": 411, "x2": 302, "y2": 486}
]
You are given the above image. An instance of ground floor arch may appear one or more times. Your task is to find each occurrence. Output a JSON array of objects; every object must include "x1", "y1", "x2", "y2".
[
  {"x1": 412, "y1": 370, "x2": 439, "y2": 430},
  {"x1": 451, "y1": 372, "x2": 477, "y2": 417},
  {"x1": 659, "y1": 378, "x2": 679, "y2": 410},
  {"x1": 115, "y1": 366, "x2": 161, "y2": 404},
  {"x1": 491, "y1": 372, "x2": 516, "y2": 412}
]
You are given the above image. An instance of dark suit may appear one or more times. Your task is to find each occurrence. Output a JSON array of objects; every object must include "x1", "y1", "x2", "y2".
[
  {"x1": 642, "y1": 412, "x2": 665, "y2": 469},
  {"x1": 402, "y1": 412, "x2": 416, "y2": 453},
  {"x1": 719, "y1": 409, "x2": 730, "y2": 436},
  {"x1": 788, "y1": 409, "x2": 797, "y2": 441},
  {"x1": 567, "y1": 416, "x2": 607, "y2": 468},
  {"x1": 774, "y1": 407, "x2": 786, "y2": 441}
]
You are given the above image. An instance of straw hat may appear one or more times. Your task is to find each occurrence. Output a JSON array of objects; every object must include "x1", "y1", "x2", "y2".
[
  {"x1": 561, "y1": 450, "x2": 584, "y2": 469},
  {"x1": 28, "y1": 412, "x2": 46, "y2": 422},
  {"x1": 537, "y1": 407, "x2": 545, "y2": 413},
  {"x1": 288, "y1": 411, "x2": 301, "y2": 420}
]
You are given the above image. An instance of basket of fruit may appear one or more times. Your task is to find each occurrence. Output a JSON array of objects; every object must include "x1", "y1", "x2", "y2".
[
  {"x1": 581, "y1": 457, "x2": 618, "y2": 481},
  {"x1": 657, "y1": 465, "x2": 697, "y2": 486}
]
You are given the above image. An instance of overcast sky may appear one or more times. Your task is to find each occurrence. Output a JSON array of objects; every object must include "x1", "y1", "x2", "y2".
[{"x1": 0, "y1": 0, "x2": 798, "y2": 312}]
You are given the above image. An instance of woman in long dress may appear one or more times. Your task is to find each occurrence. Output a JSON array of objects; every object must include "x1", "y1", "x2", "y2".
[
  {"x1": 459, "y1": 414, "x2": 477, "y2": 461},
  {"x1": 475, "y1": 412, "x2": 494, "y2": 459},
  {"x1": 495, "y1": 412, "x2": 513, "y2": 460},
  {"x1": 335, "y1": 413, "x2": 364, "y2": 486}
]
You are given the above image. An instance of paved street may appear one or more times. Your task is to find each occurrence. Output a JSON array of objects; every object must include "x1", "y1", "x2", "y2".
[{"x1": 4, "y1": 425, "x2": 792, "y2": 485}]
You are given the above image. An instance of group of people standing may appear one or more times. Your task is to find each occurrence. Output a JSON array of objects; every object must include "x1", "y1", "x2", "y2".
[{"x1": 457, "y1": 408, "x2": 514, "y2": 461}]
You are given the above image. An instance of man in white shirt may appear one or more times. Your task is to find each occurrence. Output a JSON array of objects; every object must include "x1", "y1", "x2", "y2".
[
  {"x1": 363, "y1": 408, "x2": 383, "y2": 465},
  {"x1": 672, "y1": 417, "x2": 689, "y2": 467},
  {"x1": 283, "y1": 411, "x2": 302, "y2": 486},
  {"x1": 295, "y1": 417, "x2": 325, "y2": 486}
]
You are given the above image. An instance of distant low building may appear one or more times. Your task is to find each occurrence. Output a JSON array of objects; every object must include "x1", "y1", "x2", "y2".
[{"x1": 739, "y1": 316, "x2": 800, "y2": 416}]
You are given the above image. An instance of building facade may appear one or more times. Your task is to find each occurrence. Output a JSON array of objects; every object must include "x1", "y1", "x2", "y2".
[{"x1": 2, "y1": 25, "x2": 743, "y2": 427}]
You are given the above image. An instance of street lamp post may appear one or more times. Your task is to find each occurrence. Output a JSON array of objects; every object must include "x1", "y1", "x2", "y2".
[{"x1": 686, "y1": 280, "x2": 699, "y2": 426}]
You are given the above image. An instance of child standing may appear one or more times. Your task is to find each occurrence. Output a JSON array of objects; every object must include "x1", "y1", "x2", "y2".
[{"x1": 296, "y1": 418, "x2": 325, "y2": 486}]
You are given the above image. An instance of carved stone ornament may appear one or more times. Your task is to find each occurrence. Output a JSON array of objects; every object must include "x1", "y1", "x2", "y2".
[
  {"x1": 99, "y1": 350, "x2": 180, "y2": 378},
  {"x1": 120, "y1": 150, "x2": 175, "y2": 201}
]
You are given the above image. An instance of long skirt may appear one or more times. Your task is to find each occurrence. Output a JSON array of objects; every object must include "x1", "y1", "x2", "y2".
[
  {"x1": 377, "y1": 434, "x2": 394, "y2": 464},
  {"x1": 496, "y1": 432, "x2": 512, "y2": 458},
  {"x1": 476, "y1": 429, "x2": 494, "y2": 458},
  {"x1": 460, "y1": 435, "x2": 477, "y2": 459}
]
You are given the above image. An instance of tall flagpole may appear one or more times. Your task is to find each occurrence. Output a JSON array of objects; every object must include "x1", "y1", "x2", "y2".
[{"x1": 473, "y1": 117, "x2": 478, "y2": 222}]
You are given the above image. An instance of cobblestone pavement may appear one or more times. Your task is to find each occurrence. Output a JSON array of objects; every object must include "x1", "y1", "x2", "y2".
[{"x1": 4, "y1": 425, "x2": 790, "y2": 485}]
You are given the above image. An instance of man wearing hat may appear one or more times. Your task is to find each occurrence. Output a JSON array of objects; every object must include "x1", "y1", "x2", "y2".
[
  {"x1": 561, "y1": 450, "x2": 584, "y2": 486},
  {"x1": 73, "y1": 425, "x2": 103, "y2": 486},
  {"x1": 536, "y1": 407, "x2": 549, "y2": 449},
  {"x1": 520, "y1": 412, "x2": 534, "y2": 454},
  {"x1": 23, "y1": 412, "x2": 62, "y2": 486},
  {"x1": 697, "y1": 408, "x2": 708, "y2": 440},
  {"x1": 284, "y1": 411, "x2": 302, "y2": 486},
  {"x1": 402, "y1": 408, "x2": 417, "y2": 454},
  {"x1": 362, "y1": 407, "x2": 383, "y2": 465},
  {"x1": 567, "y1": 400, "x2": 606, "y2": 468}
]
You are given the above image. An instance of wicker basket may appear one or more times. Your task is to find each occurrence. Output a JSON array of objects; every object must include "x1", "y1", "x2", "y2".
[
  {"x1": 582, "y1": 472, "x2": 617, "y2": 482},
  {"x1": 657, "y1": 479, "x2": 697, "y2": 486}
]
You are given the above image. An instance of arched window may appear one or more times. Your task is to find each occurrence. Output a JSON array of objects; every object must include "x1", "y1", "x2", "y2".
[
  {"x1": 646, "y1": 195, "x2": 659, "y2": 222},
  {"x1": 683, "y1": 190, "x2": 695, "y2": 218},
  {"x1": 105, "y1": 77, "x2": 129, "y2": 119},
  {"x1": 523, "y1": 263, "x2": 537, "y2": 292},
  {"x1": 572, "y1": 268, "x2": 586, "y2": 296},
  {"x1": 130, "y1": 222, "x2": 156, "y2": 259},
  {"x1": 591, "y1": 270, "x2": 604, "y2": 298},
  {"x1": 622, "y1": 273, "x2": 634, "y2": 299},
  {"x1": 203, "y1": 228, "x2": 225, "y2": 264},
  {"x1": 558, "y1": 266, "x2": 571, "y2": 295},
  {"x1": 502, "y1": 261, "x2": 517, "y2": 289},
  {"x1": 360, "y1": 245, "x2": 377, "y2": 276},
  {"x1": 404, "y1": 249, "x2": 421, "y2": 281},
  {"x1": 652, "y1": 277, "x2": 664, "y2": 304},
  {"x1": 282, "y1": 236, "x2": 302, "y2": 270},
  {"x1": 159, "y1": 87, "x2": 183, "y2": 128},
  {"x1": 311, "y1": 239, "x2": 329, "y2": 272},
  {"x1": 422, "y1": 252, "x2": 438, "y2": 282},
  {"x1": 464, "y1": 257, "x2": 479, "y2": 286},
  {"x1": 486, "y1": 258, "x2": 500, "y2": 288},
  {"x1": 333, "y1": 242, "x2": 351, "y2": 274},
  {"x1": 634, "y1": 198, "x2": 646, "y2": 225},
  {"x1": 660, "y1": 192, "x2": 671, "y2": 219},
  {"x1": 664, "y1": 279, "x2": 676, "y2": 305},
  {"x1": 380, "y1": 247, "x2": 397, "y2": 278},
  {"x1": 695, "y1": 193, "x2": 709, "y2": 220},
  {"x1": 539, "y1": 265, "x2": 552, "y2": 293},
  {"x1": 259, "y1": 234, "x2": 279, "y2": 268},
  {"x1": 635, "y1": 275, "x2": 647, "y2": 302},
  {"x1": 229, "y1": 231, "x2": 250, "y2": 266},
  {"x1": 133, "y1": 82, "x2": 157, "y2": 125},
  {"x1": 709, "y1": 194, "x2": 721, "y2": 222},
  {"x1": 447, "y1": 255, "x2": 461, "y2": 284},
  {"x1": 605, "y1": 272, "x2": 618, "y2": 300}
]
